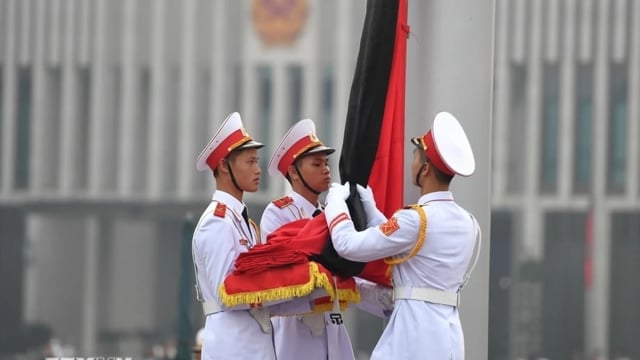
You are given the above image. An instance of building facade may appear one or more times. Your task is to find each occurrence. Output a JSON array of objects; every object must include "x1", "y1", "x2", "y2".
[
  {"x1": 492, "y1": 0, "x2": 640, "y2": 359},
  {"x1": 0, "y1": 0, "x2": 408, "y2": 356},
  {"x1": 24, "y1": 0, "x2": 640, "y2": 359}
]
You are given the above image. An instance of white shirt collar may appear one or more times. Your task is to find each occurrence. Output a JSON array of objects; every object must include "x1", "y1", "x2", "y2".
[
  {"x1": 212, "y1": 190, "x2": 246, "y2": 215},
  {"x1": 290, "y1": 191, "x2": 320, "y2": 218},
  {"x1": 417, "y1": 191, "x2": 454, "y2": 205}
]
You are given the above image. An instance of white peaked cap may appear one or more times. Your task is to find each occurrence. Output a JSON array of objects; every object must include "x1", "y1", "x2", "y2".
[
  {"x1": 267, "y1": 119, "x2": 335, "y2": 177},
  {"x1": 195, "y1": 112, "x2": 263, "y2": 172},
  {"x1": 410, "y1": 111, "x2": 475, "y2": 177}
]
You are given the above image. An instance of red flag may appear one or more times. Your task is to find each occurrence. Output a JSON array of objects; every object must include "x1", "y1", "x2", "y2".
[
  {"x1": 369, "y1": 0, "x2": 408, "y2": 217},
  {"x1": 340, "y1": 0, "x2": 409, "y2": 223},
  {"x1": 316, "y1": 0, "x2": 409, "y2": 274}
]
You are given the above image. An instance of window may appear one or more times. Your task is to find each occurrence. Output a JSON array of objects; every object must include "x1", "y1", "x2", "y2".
[
  {"x1": 507, "y1": 64, "x2": 527, "y2": 194},
  {"x1": 75, "y1": 67, "x2": 91, "y2": 190},
  {"x1": 194, "y1": 69, "x2": 210, "y2": 193},
  {"x1": 232, "y1": 63, "x2": 242, "y2": 113},
  {"x1": 256, "y1": 65, "x2": 272, "y2": 191},
  {"x1": 15, "y1": 67, "x2": 31, "y2": 190},
  {"x1": 163, "y1": 67, "x2": 179, "y2": 193},
  {"x1": 134, "y1": 69, "x2": 150, "y2": 193},
  {"x1": 607, "y1": 63, "x2": 627, "y2": 194},
  {"x1": 541, "y1": 211, "x2": 586, "y2": 359},
  {"x1": 320, "y1": 64, "x2": 334, "y2": 144},
  {"x1": 574, "y1": 64, "x2": 593, "y2": 194},
  {"x1": 287, "y1": 65, "x2": 303, "y2": 126},
  {"x1": 488, "y1": 211, "x2": 515, "y2": 359},
  {"x1": 44, "y1": 67, "x2": 62, "y2": 190},
  {"x1": 0, "y1": 68, "x2": 4, "y2": 188},
  {"x1": 610, "y1": 212, "x2": 640, "y2": 359},
  {"x1": 99, "y1": 66, "x2": 121, "y2": 192},
  {"x1": 540, "y1": 64, "x2": 559, "y2": 193}
]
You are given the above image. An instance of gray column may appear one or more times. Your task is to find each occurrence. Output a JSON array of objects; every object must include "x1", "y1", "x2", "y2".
[
  {"x1": 118, "y1": 0, "x2": 140, "y2": 197},
  {"x1": 411, "y1": 1, "x2": 494, "y2": 359},
  {"x1": 558, "y1": 0, "x2": 577, "y2": 200},
  {"x1": 58, "y1": 0, "x2": 79, "y2": 194},
  {"x1": 240, "y1": 0, "x2": 257, "y2": 136},
  {"x1": 585, "y1": 0, "x2": 611, "y2": 355},
  {"x1": 30, "y1": 0, "x2": 49, "y2": 193},
  {"x1": 82, "y1": 217, "x2": 100, "y2": 353},
  {"x1": 87, "y1": 0, "x2": 112, "y2": 194},
  {"x1": 491, "y1": 0, "x2": 510, "y2": 203},
  {"x1": 0, "y1": 209, "x2": 25, "y2": 344},
  {"x1": 1, "y1": 0, "x2": 18, "y2": 192},
  {"x1": 46, "y1": 0, "x2": 62, "y2": 66},
  {"x1": 331, "y1": 0, "x2": 354, "y2": 158},
  {"x1": 522, "y1": 0, "x2": 544, "y2": 259},
  {"x1": 176, "y1": 0, "x2": 197, "y2": 199},
  {"x1": 106, "y1": 219, "x2": 157, "y2": 355},
  {"x1": 210, "y1": 0, "x2": 228, "y2": 124},
  {"x1": 147, "y1": 0, "x2": 167, "y2": 198},
  {"x1": 627, "y1": 0, "x2": 640, "y2": 199},
  {"x1": 24, "y1": 215, "x2": 87, "y2": 351},
  {"x1": 303, "y1": 0, "x2": 320, "y2": 121}
]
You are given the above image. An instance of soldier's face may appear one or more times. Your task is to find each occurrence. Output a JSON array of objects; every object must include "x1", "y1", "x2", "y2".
[
  {"x1": 292, "y1": 153, "x2": 331, "y2": 192},
  {"x1": 230, "y1": 148, "x2": 261, "y2": 192}
]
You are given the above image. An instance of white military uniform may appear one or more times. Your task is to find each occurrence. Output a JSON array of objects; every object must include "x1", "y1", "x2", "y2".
[
  {"x1": 326, "y1": 112, "x2": 480, "y2": 360},
  {"x1": 193, "y1": 112, "x2": 316, "y2": 360},
  {"x1": 329, "y1": 191, "x2": 478, "y2": 359},
  {"x1": 260, "y1": 191, "x2": 356, "y2": 360},
  {"x1": 193, "y1": 190, "x2": 276, "y2": 360},
  {"x1": 262, "y1": 118, "x2": 392, "y2": 360}
]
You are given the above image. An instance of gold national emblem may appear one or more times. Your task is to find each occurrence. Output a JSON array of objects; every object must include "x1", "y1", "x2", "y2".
[
  {"x1": 309, "y1": 132, "x2": 319, "y2": 142},
  {"x1": 252, "y1": 0, "x2": 309, "y2": 46}
]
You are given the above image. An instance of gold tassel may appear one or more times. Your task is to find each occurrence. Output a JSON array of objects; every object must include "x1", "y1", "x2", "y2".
[
  {"x1": 385, "y1": 204, "x2": 427, "y2": 264},
  {"x1": 219, "y1": 261, "x2": 362, "y2": 309}
]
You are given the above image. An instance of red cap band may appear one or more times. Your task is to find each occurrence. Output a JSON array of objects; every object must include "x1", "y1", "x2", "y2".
[
  {"x1": 206, "y1": 129, "x2": 252, "y2": 171},
  {"x1": 424, "y1": 130, "x2": 454, "y2": 176},
  {"x1": 277, "y1": 135, "x2": 322, "y2": 176}
]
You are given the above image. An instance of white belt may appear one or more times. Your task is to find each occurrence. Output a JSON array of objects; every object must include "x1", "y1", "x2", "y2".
[
  {"x1": 203, "y1": 302, "x2": 272, "y2": 333},
  {"x1": 202, "y1": 301, "x2": 222, "y2": 316},
  {"x1": 394, "y1": 286, "x2": 460, "y2": 307}
]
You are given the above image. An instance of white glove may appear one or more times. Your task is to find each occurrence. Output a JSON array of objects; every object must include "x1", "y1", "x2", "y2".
[
  {"x1": 249, "y1": 307, "x2": 273, "y2": 333},
  {"x1": 327, "y1": 181, "x2": 351, "y2": 201},
  {"x1": 356, "y1": 184, "x2": 388, "y2": 227},
  {"x1": 356, "y1": 279, "x2": 395, "y2": 318},
  {"x1": 300, "y1": 313, "x2": 326, "y2": 337},
  {"x1": 324, "y1": 182, "x2": 352, "y2": 232},
  {"x1": 376, "y1": 287, "x2": 394, "y2": 310}
]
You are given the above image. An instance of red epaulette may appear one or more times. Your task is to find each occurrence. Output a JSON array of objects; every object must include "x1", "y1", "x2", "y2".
[
  {"x1": 213, "y1": 202, "x2": 227, "y2": 218},
  {"x1": 272, "y1": 196, "x2": 294, "y2": 209}
]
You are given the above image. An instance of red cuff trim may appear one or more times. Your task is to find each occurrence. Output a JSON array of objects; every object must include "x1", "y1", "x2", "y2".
[{"x1": 328, "y1": 213, "x2": 350, "y2": 233}]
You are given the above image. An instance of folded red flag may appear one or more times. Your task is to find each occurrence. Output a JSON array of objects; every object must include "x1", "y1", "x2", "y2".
[{"x1": 220, "y1": 214, "x2": 391, "y2": 309}]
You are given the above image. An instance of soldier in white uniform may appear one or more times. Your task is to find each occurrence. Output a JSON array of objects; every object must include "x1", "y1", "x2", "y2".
[
  {"x1": 324, "y1": 112, "x2": 481, "y2": 360},
  {"x1": 192, "y1": 113, "x2": 313, "y2": 360},
  {"x1": 261, "y1": 119, "x2": 393, "y2": 360}
]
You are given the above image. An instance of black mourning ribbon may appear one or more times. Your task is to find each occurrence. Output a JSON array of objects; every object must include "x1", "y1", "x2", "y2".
[{"x1": 308, "y1": 184, "x2": 367, "y2": 277}]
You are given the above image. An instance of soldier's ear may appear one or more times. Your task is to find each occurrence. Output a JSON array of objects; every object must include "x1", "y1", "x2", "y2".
[
  {"x1": 287, "y1": 165, "x2": 298, "y2": 180},
  {"x1": 422, "y1": 161, "x2": 431, "y2": 176},
  {"x1": 218, "y1": 159, "x2": 230, "y2": 174}
]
